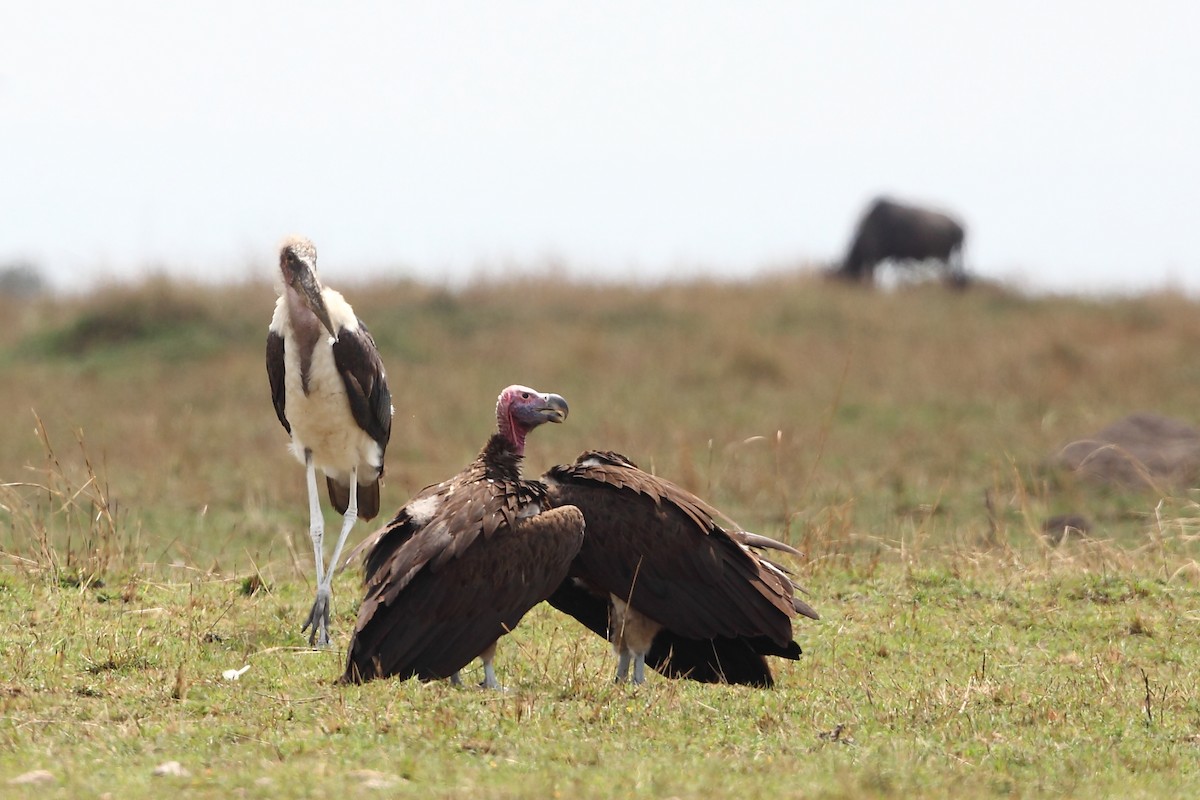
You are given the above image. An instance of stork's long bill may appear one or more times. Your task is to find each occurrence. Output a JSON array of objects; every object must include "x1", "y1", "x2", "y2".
[{"x1": 284, "y1": 245, "x2": 337, "y2": 340}]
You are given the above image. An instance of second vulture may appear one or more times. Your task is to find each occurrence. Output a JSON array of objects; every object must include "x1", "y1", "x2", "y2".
[{"x1": 544, "y1": 450, "x2": 818, "y2": 687}]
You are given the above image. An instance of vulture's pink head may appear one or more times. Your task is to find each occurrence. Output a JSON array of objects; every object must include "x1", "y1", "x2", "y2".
[{"x1": 495, "y1": 384, "x2": 569, "y2": 455}]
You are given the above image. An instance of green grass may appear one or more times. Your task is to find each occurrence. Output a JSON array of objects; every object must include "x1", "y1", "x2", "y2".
[
  {"x1": 1, "y1": 561, "x2": 1197, "y2": 798},
  {"x1": 1, "y1": 272, "x2": 1199, "y2": 797}
]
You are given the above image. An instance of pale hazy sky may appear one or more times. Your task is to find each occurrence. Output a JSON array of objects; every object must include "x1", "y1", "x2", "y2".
[{"x1": 2, "y1": 2, "x2": 1198, "y2": 293}]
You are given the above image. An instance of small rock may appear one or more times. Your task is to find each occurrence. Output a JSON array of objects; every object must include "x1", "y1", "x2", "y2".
[
  {"x1": 222, "y1": 665, "x2": 251, "y2": 681},
  {"x1": 348, "y1": 769, "x2": 402, "y2": 789},
  {"x1": 152, "y1": 761, "x2": 190, "y2": 778},
  {"x1": 8, "y1": 770, "x2": 55, "y2": 785},
  {"x1": 1042, "y1": 514, "x2": 1091, "y2": 544},
  {"x1": 817, "y1": 724, "x2": 855, "y2": 745}
]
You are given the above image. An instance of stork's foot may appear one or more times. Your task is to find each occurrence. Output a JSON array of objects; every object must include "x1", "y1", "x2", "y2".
[{"x1": 302, "y1": 587, "x2": 333, "y2": 648}]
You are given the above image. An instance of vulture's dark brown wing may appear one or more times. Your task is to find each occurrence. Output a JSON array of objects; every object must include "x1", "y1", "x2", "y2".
[
  {"x1": 343, "y1": 484, "x2": 584, "y2": 684},
  {"x1": 331, "y1": 321, "x2": 392, "y2": 453},
  {"x1": 544, "y1": 451, "x2": 811, "y2": 647},
  {"x1": 265, "y1": 330, "x2": 290, "y2": 434}
]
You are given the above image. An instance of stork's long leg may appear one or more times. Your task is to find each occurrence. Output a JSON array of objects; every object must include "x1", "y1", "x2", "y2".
[
  {"x1": 304, "y1": 450, "x2": 325, "y2": 584},
  {"x1": 304, "y1": 468, "x2": 360, "y2": 648},
  {"x1": 300, "y1": 450, "x2": 332, "y2": 647},
  {"x1": 322, "y1": 466, "x2": 359, "y2": 592}
]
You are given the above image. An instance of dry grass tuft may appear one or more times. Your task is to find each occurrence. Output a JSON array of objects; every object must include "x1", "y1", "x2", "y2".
[{"x1": 1, "y1": 412, "x2": 134, "y2": 585}]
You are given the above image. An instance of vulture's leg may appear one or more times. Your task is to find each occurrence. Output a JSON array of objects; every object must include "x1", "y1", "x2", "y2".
[
  {"x1": 479, "y1": 642, "x2": 503, "y2": 690},
  {"x1": 611, "y1": 597, "x2": 657, "y2": 684},
  {"x1": 449, "y1": 672, "x2": 463, "y2": 687},
  {"x1": 615, "y1": 651, "x2": 632, "y2": 684},
  {"x1": 299, "y1": 451, "x2": 332, "y2": 647},
  {"x1": 632, "y1": 652, "x2": 647, "y2": 685},
  {"x1": 481, "y1": 663, "x2": 500, "y2": 690}
]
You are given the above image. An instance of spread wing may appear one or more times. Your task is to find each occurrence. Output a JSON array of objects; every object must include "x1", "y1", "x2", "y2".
[
  {"x1": 265, "y1": 330, "x2": 290, "y2": 434},
  {"x1": 343, "y1": 475, "x2": 584, "y2": 683},
  {"x1": 544, "y1": 451, "x2": 811, "y2": 646},
  {"x1": 332, "y1": 321, "x2": 392, "y2": 453}
]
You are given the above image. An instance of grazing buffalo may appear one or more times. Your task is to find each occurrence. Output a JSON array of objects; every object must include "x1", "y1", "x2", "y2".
[{"x1": 837, "y1": 197, "x2": 967, "y2": 285}]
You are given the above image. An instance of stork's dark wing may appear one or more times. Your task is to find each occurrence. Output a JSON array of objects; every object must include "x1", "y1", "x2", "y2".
[
  {"x1": 342, "y1": 477, "x2": 584, "y2": 684},
  {"x1": 544, "y1": 451, "x2": 813, "y2": 645},
  {"x1": 265, "y1": 330, "x2": 290, "y2": 434},
  {"x1": 332, "y1": 321, "x2": 392, "y2": 452}
]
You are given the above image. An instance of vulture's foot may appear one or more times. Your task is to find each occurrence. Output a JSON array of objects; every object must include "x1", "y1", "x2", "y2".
[
  {"x1": 480, "y1": 663, "x2": 506, "y2": 691},
  {"x1": 632, "y1": 654, "x2": 647, "y2": 685},
  {"x1": 615, "y1": 652, "x2": 632, "y2": 684}
]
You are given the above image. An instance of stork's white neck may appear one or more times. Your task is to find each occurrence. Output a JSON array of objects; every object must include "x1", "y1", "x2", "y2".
[{"x1": 279, "y1": 285, "x2": 360, "y2": 336}]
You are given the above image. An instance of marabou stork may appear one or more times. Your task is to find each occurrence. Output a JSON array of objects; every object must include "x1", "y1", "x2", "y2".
[
  {"x1": 266, "y1": 236, "x2": 393, "y2": 647},
  {"x1": 340, "y1": 385, "x2": 583, "y2": 689},
  {"x1": 543, "y1": 451, "x2": 819, "y2": 686}
]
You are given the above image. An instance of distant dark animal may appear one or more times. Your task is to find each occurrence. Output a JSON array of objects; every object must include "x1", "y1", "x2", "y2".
[
  {"x1": 340, "y1": 385, "x2": 584, "y2": 689},
  {"x1": 838, "y1": 197, "x2": 966, "y2": 285},
  {"x1": 267, "y1": 236, "x2": 393, "y2": 647},
  {"x1": 543, "y1": 451, "x2": 818, "y2": 687}
]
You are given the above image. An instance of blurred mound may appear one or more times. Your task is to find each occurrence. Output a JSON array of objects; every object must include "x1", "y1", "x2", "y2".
[{"x1": 1055, "y1": 412, "x2": 1200, "y2": 489}]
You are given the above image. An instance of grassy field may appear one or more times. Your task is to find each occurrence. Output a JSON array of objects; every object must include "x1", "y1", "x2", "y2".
[{"x1": 1, "y1": 271, "x2": 1198, "y2": 798}]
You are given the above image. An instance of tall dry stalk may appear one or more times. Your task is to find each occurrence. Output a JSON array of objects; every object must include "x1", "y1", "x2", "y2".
[{"x1": 0, "y1": 411, "x2": 132, "y2": 584}]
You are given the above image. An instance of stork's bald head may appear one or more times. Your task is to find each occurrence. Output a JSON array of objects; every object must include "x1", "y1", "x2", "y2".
[{"x1": 279, "y1": 236, "x2": 336, "y2": 339}]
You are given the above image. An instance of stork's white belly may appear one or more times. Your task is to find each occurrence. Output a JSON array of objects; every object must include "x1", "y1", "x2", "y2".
[{"x1": 283, "y1": 337, "x2": 382, "y2": 485}]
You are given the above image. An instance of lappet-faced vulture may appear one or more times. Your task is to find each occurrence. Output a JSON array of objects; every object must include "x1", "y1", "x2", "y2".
[
  {"x1": 340, "y1": 386, "x2": 584, "y2": 689},
  {"x1": 543, "y1": 451, "x2": 818, "y2": 686},
  {"x1": 266, "y1": 236, "x2": 393, "y2": 647}
]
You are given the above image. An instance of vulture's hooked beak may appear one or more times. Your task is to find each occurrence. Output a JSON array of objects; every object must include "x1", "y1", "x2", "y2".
[{"x1": 539, "y1": 393, "x2": 569, "y2": 424}]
